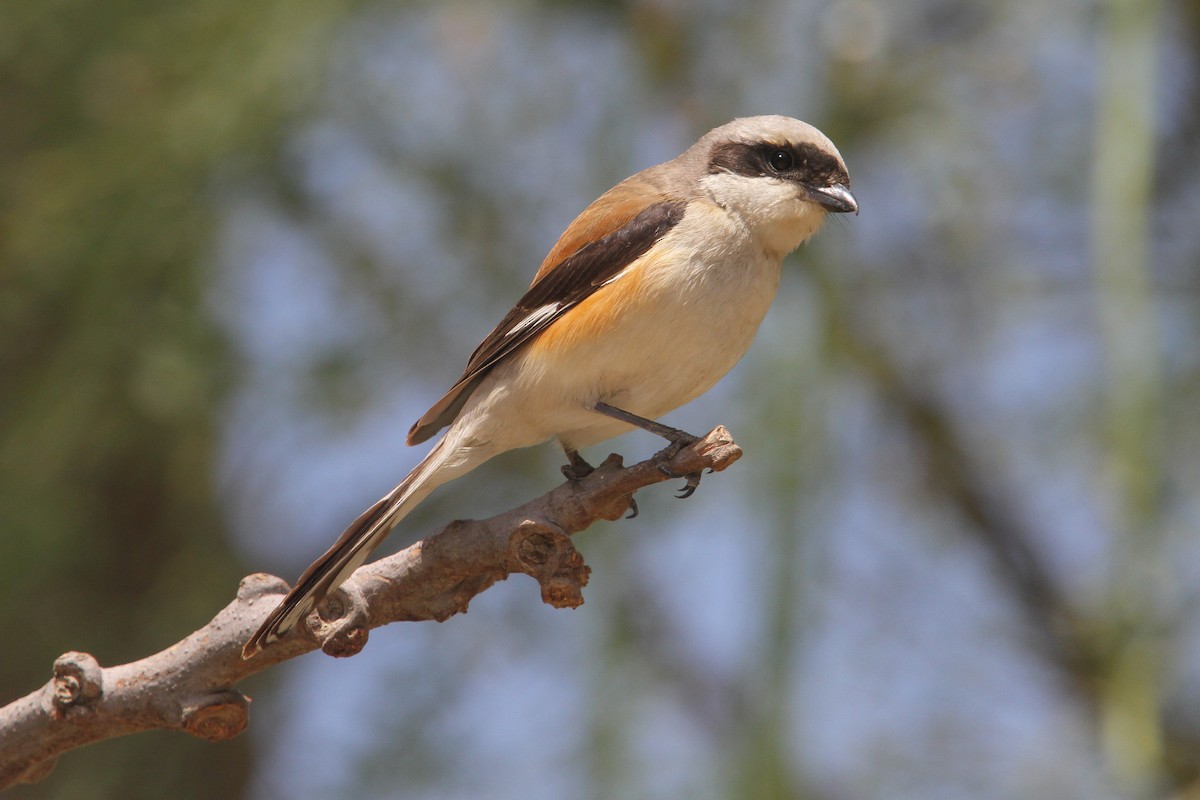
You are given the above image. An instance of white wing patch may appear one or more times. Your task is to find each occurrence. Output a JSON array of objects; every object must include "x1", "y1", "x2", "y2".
[{"x1": 502, "y1": 303, "x2": 561, "y2": 339}]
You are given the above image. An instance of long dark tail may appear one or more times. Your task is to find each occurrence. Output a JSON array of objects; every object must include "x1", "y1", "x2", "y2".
[{"x1": 243, "y1": 439, "x2": 462, "y2": 658}]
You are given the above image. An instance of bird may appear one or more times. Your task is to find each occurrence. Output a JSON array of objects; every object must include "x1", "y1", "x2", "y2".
[{"x1": 242, "y1": 115, "x2": 857, "y2": 658}]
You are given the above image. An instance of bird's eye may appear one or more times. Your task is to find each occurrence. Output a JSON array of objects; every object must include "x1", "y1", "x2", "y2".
[{"x1": 768, "y1": 149, "x2": 794, "y2": 172}]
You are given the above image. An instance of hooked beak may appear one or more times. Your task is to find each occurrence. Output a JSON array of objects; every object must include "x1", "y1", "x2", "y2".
[{"x1": 808, "y1": 183, "x2": 858, "y2": 215}]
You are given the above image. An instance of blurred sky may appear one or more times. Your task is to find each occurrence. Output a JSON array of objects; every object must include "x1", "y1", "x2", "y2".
[{"x1": 192, "y1": 0, "x2": 1196, "y2": 797}]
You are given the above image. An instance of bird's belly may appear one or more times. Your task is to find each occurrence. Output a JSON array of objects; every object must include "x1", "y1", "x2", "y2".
[{"x1": 486, "y1": 241, "x2": 783, "y2": 450}]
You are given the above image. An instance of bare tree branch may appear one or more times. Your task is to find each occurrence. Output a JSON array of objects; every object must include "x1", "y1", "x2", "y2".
[{"x1": 0, "y1": 428, "x2": 742, "y2": 790}]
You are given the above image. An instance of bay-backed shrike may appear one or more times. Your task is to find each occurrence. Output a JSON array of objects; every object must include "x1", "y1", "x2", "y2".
[{"x1": 243, "y1": 115, "x2": 857, "y2": 658}]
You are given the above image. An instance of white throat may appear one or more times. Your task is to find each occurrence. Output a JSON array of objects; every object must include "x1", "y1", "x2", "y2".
[{"x1": 700, "y1": 172, "x2": 828, "y2": 259}]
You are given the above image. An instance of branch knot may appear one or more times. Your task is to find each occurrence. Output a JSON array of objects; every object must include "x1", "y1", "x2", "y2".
[
  {"x1": 510, "y1": 521, "x2": 590, "y2": 609},
  {"x1": 52, "y1": 652, "x2": 102, "y2": 711},
  {"x1": 182, "y1": 692, "x2": 249, "y2": 742}
]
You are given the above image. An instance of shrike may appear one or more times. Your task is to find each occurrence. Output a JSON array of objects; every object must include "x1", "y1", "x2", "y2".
[{"x1": 243, "y1": 115, "x2": 857, "y2": 658}]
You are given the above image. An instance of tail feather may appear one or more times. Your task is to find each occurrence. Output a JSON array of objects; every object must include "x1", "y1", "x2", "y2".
[{"x1": 243, "y1": 439, "x2": 461, "y2": 658}]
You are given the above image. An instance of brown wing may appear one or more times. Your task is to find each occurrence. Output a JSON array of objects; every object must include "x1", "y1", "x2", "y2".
[
  {"x1": 406, "y1": 183, "x2": 686, "y2": 445},
  {"x1": 530, "y1": 176, "x2": 670, "y2": 284}
]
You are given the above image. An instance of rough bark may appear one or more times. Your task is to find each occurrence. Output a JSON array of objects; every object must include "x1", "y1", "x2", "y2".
[{"x1": 0, "y1": 428, "x2": 741, "y2": 789}]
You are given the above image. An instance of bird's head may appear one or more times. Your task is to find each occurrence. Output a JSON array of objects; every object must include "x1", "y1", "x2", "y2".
[{"x1": 692, "y1": 115, "x2": 857, "y2": 258}]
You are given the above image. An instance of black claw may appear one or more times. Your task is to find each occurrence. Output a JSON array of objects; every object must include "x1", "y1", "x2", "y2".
[
  {"x1": 625, "y1": 497, "x2": 639, "y2": 519},
  {"x1": 675, "y1": 472, "x2": 703, "y2": 499}
]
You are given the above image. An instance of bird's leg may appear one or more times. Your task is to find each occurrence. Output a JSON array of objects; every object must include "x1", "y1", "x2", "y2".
[
  {"x1": 592, "y1": 402, "x2": 705, "y2": 499},
  {"x1": 561, "y1": 443, "x2": 638, "y2": 518},
  {"x1": 560, "y1": 446, "x2": 595, "y2": 481}
]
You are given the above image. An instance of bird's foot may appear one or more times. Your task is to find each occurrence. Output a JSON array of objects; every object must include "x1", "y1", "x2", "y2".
[
  {"x1": 562, "y1": 448, "x2": 639, "y2": 518},
  {"x1": 655, "y1": 433, "x2": 706, "y2": 499},
  {"x1": 560, "y1": 449, "x2": 596, "y2": 482},
  {"x1": 672, "y1": 469, "x2": 706, "y2": 499},
  {"x1": 590, "y1": 403, "x2": 708, "y2": 504}
]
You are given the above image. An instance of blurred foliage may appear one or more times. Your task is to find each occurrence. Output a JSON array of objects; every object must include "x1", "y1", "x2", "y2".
[{"x1": 0, "y1": 0, "x2": 360, "y2": 796}]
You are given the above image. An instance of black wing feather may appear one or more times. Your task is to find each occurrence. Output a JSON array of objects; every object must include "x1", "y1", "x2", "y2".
[{"x1": 407, "y1": 199, "x2": 686, "y2": 444}]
